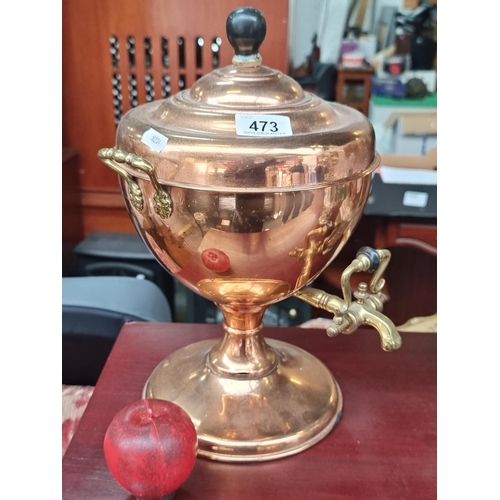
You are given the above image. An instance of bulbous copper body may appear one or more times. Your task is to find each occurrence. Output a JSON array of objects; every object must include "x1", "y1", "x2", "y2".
[
  {"x1": 118, "y1": 174, "x2": 371, "y2": 306},
  {"x1": 113, "y1": 59, "x2": 378, "y2": 305}
]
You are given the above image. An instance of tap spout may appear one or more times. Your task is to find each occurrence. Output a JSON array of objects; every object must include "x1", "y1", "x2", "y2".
[
  {"x1": 348, "y1": 301, "x2": 401, "y2": 352},
  {"x1": 294, "y1": 287, "x2": 347, "y2": 316},
  {"x1": 295, "y1": 287, "x2": 402, "y2": 352}
]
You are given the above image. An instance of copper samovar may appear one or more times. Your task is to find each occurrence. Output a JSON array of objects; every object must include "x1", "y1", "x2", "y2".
[{"x1": 98, "y1": 7, "x2": 401, "y2": 462}]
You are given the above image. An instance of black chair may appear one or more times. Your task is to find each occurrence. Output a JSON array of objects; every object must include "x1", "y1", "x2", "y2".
[
  {"x1": 62, "y1": 276, "x2": 172, "y2": 386},
  {"x1": 72, "y1": 231, "x2": 177, "y2": 321},
  {"x1": 295, "y1": 62, "x2": 337, "y2": 102}
]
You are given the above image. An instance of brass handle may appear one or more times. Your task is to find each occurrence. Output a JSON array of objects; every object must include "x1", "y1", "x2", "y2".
[
  {"x1": 98, "y1": 147, "x2": 173, "y2": 218},
  {"x1": 295, "y1": 246, "x2": 402, "y2": 352},
  {"x1": 340, "y1": 246, "x2": 391, "y2": 308}
]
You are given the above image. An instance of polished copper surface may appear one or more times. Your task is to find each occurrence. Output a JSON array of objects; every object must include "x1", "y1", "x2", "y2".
[
  {"x1": 115, "y1": 96, "x2": 378, "y2": 190},
  {"x1": 98, "y1": 7, "x2": 397, "y2": 462},
  {"x1": 120, "y1": 179, "x2": 371, "y2": 304},
  {"x1": 114, "y1": 13, "x2": 378, "y2": 191},
  {"x1": 116, "y1": 159, "x2": 370, "y2": 461},
  {"x1": 143, "y1": 338, "x2": 342, "y2": 462},
  {"x1": 197, "y1": 279, "x2": 290, "y2": 306}
]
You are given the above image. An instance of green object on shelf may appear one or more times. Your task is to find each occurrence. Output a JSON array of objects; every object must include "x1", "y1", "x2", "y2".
[{"x1": 371, "y1": 93, "x2": 437, "y2": 107}]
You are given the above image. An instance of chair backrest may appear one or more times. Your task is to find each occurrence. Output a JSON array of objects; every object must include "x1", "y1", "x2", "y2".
[{"x1": 62, "y1": 276, "x2": 172, "y2": 386}]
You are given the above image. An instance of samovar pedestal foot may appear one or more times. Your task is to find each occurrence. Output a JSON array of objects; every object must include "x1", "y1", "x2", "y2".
[{"x1": 143, "y1": 337, "x2": 342, "y2": 462}]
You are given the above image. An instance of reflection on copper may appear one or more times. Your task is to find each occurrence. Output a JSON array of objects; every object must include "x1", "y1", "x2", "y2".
[
  {"x1": 197, "y1": 278, "x2": 290, "y2": 306},
  {"x1": 289, "y1": 224, "x2": 332, "y2": 289}
]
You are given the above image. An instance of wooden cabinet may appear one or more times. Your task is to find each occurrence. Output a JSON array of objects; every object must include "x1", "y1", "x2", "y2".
[
  {"x1": 374, "y1": 219, "x2": 437, "y2": 256},
  {"x1": 314, "y1": 215, "x2": 437, "y2": 326},
  {"x1": 62, "y1": 0, "x2": 289, "y2": 242}
]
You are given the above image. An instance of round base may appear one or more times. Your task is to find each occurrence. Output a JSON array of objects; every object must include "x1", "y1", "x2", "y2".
[{"x1": 143, "y1": 338, "x2": 342, "y2": 462}]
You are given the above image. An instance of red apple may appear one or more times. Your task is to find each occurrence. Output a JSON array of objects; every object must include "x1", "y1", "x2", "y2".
[{"x1": 103, "y1": 399, "x2": 197, "y2": 499}]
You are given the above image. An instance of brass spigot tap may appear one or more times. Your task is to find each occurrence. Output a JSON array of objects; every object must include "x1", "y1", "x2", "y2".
[{"x1": 295, "y1": 247, "x2": 402, "y2": 352}]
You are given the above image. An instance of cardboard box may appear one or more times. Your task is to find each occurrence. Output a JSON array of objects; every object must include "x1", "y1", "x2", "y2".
[
  {"x1": 385, "y1": 111, "x2": 437, "y2": 156},
  {"x1": 369, "y1": 102, "x2": 437, "y2": 216},
  {"x1": 404, "y1": 0, "x2": 436, "y2": 7},
  {"x1": 380, "y1": 147, "x2": 437, "y2": 170},
  {"x1": 368, "y1": 93, "x2": 437, "y2": 126}
]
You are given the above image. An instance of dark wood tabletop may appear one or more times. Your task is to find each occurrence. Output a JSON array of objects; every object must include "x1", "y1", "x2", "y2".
[{"x1": 62, "y1": 322, "x2": 436, "y2": 500}]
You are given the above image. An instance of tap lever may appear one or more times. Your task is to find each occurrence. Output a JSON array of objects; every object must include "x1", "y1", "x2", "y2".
[
  {"x1": 294, "y1": 247, "x2": 401, "y2": 352},
  {"x1": 341, "y1": 247, "x2": 391, "y2": 306},
  {"x1": 365, "y1": 248, "x2": 391, "y2": 295}
]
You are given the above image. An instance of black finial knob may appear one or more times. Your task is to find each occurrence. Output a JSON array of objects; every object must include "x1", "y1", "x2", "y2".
[
  {"x1": 226, "y1": 7, "x2": 267, "y2": 57},
  {"x1": 356, "y1": 246, "x2": 380, "y2": 272}
]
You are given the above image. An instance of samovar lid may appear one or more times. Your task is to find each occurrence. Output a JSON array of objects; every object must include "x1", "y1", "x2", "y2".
[{"x1": 115, "y1": 7, "x2": 379, "y2": 192}]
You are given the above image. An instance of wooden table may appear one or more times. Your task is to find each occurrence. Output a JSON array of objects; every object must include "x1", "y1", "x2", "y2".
[
  {"x1": 335, "y1": 63, "x2": 374, "y2": 115},
  {"x1": 62, "y1": 323, "x2": 436, "y2": 499}
]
